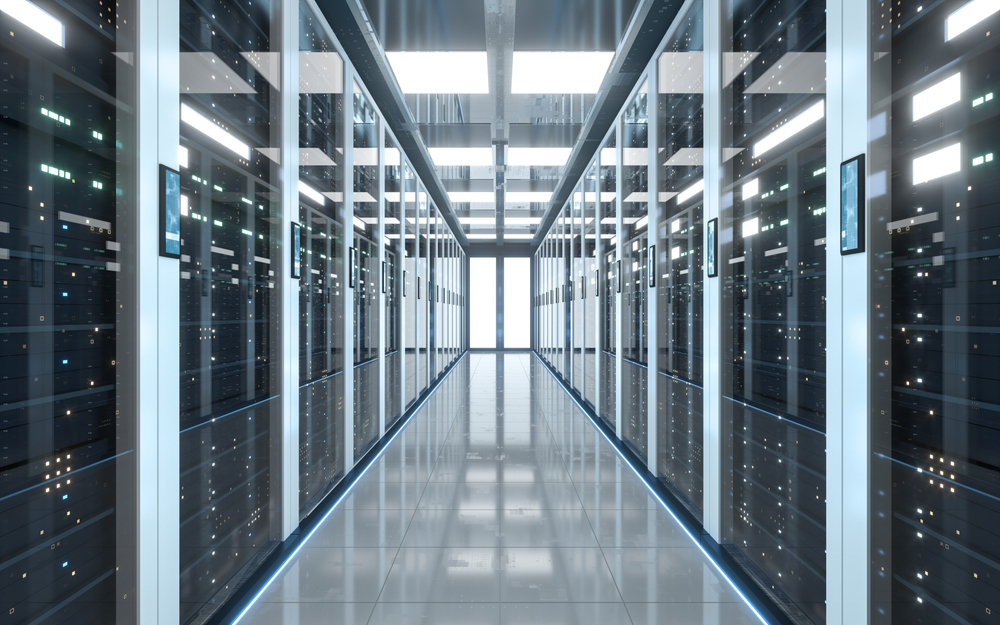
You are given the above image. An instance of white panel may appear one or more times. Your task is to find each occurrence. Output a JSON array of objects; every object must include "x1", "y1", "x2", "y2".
[
  {"x1": 504, "y1": 258, "x2": 531, "y2": 348},
  {"x1": 471, "y1": 258, "x2": 497, "y2": 348}
]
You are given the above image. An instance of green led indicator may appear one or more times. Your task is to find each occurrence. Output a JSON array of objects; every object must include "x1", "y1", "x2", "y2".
[
  {"x1": 92, "y1": 181, "x2": 103, "y2": 189},
  {"x1": 813, "y1": 167, "x2": 826, "y2": 177},
  {"x1": 974, "y1": 93, "x2": 994, "y2": 107},
  {"x1": 92, "y1": 131, "x2": 103, "y2": 140},
  {"x1": 213, "y1": 185, "x2": 223, "y2": 192},
  {"x1": 40, "y1": 108, "x2": 70, "y2": 125},
  {"x1": 214, "y1": 220, "x2": 223, "y2": 227},
  {"x1": 40, "y1": 164, "x2": 70, "y2": 179},
  {"x1": 780, "y1": 218, "x2": 789, "y2": 226},
  {"x1": 780, "y1": 184, "x2": 789, "y2": 191},
  {"x1": 241, "y1": 197, "x2": 251, "y2": 205}
]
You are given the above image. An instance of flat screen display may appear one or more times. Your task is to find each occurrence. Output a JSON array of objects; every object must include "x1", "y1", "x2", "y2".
[
  {"x1": 707, "y1": 218, "x2": 718, "y2": 277},
  {"x1": 160, "y1": 165, "x2": 181, "y2": 258},
  {"x1": 291, "y1": 222, "x2": 301, "y2": 279},
  {"x1": 841, "y1": 154, "x2": 865, "y2": 255}
]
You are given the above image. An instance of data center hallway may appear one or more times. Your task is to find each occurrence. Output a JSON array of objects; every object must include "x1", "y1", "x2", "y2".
[{"x1": 239, "y1": 353, "x2": 760, "y2": 625}]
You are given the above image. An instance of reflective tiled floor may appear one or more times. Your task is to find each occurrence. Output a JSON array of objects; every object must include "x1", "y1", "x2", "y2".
[{"x1": 241, "y1": 354, "x2": 762, "y2": 625}]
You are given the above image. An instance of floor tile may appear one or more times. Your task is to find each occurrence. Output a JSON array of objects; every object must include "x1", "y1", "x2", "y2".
[
  {"x1": 501, "y1": 508, "x2": 599, "y2": 548},
  {"x1": 308, "y1": 506, "x2": 413, "y2": 548},
  {"x1": 402, "y1": 508, "x2": 501, "y2": 547},
  {"x1": 625, "y1": 602, "x2": 763, "y2": 625},
  {"x1": 367, "y1": 602, "x2": 500, "y2": 625},
  {"x1": 588, "y1": 507, "x2": 693, "y2": 548},
  {"x1": 500, "y1": 547, "x2": 622, "y2": 603},
  {"x1": 603, "y1": 548, "x2": 742, "y2": 603},
  {"x1": 499, "y1": 602, "x2": 633, "y2": 625},
  {"x1": 237, "y1": 602, "x2": 374, "y2": 625},
  {"x1": 379, "y1": 548, "x2": 502, "y2": 602},
  {"x1": 259, "y1": 547, "x2": 396, "y2": 603}
]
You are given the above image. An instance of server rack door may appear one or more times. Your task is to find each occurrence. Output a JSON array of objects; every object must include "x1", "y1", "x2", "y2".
[
  {"x1": 654, "y1": 1, "x2": 707, "y2": 520},
  {"x1": 599, "y1": 133, "x2": 618, "y2": 429},
  {"x1": 720, "y1": 0, "x2": 828, "y2": 618}
]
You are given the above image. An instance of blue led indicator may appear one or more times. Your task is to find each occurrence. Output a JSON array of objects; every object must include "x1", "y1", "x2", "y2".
[
  {"x1": 62, "y1": 225, "x2": 68, "y2": 230},
  {"x1": 62, "y1": 292, "x2": 68, "y2": 297},
  {"x1": 62, "y1": 494, "x2": 68, "y2": 500},
  {"x1": 62, "y1": 562, "x2": 68, "y2": 567},
  {"x1": 62, "y1": 360, "x2": 68, "y2": 364}
]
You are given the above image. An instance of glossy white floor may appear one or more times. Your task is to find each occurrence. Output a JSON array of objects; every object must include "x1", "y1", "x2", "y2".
[{"x1": 239, "y1": 353, "x2": 763, "y2": 625}]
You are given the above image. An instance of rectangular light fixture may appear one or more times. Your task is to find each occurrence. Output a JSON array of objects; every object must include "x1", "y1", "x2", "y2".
[
  {"x1": 503, "y1": 233, "x2": 535, "y2": 240},
  {"x1": 634, "y1": 215, "x2": 649, "y2": 230},
  {"x1": 385, "y1": 192, "x2": 417, "y2": 202},
  {"x1": 671, "y1": 246, "x2": 681, "y2": 259},
  {"x1": 178, "y1": 146, "x2": 189, "y2": 169},
  {"x1": 386, "y1": 52, "x2": 490, "y2": 94},
  {"x1": 743, "y1": 217, "x2": 760, "y2": 237},
  {"x1": 946, "y1": 0, "x2": 1000, "y2": 40},
  {"x1": 913, "y1": 73, "x2": 961, "y2": 121},
  {"x1": 428, "y1": 147, "x2": 493, "y2": 167},
  {"x1": 448, "y1": 192, "x2": 495, "y2": 203},
  {"x1": 507, "y1": 147, "x2": 572, "y2": 167},
  {"x1": 504, "y1": 217, "x2": 543, "y2": 225},
  {"x1": 506, "y1": 191, "x2": 553, "y2": 203},
  {"x1": 180, "y1": 195, "x2": 189, "y2": 217},
  {"x1": 511, "y1": 51, "x2": 615, "y2": 94},
  {"x1": 753, "y1": 100, "x2": 825, "y2": 158},
  {"x1": 299, "y1": 180, "x2": 326, "y2": 205},
  {"x1": 742, "y1": 178, "x2": 759, "y2": 199},
  {"x1": 181, "y1": 104, "x2": 250, "y2": 160},
  {"x1": 677, "y1": 178, "x2": 704, "y2": 204},
  {"x1": 458, "y1": 217, "x2": 496, "y2": 225},
  {"x1": 353, "y1": 216, "x2": 367, "y2": 231},
  {"x1": 466, "y1": 233, "x2": 497, "y2": 240},
  {"x1": 2, "y1": 0, "x2": 64, "y2": 47},
  {"x1": 913, "y1": 143, "x2": 961, "y2": 184}
]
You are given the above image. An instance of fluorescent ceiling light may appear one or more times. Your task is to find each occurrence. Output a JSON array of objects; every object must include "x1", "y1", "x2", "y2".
[
  {"x1": 2, "y1": 0, "x2": 64, "y2": 47},
  {"x1": 449, "y1": 192, "x2": 495, "y2": 203},
  {"x1": 299, "y1": 180, "x2": 325, "y2": 205},
  {"x1": 385, "y1": 147, "x2": 401, "y2": 167},
  {"x1": 913, "y1": 73, "x2": 961, "y2": 121},
  {"x1": 181, "y1": 103, "x2": 250, "y2": 160},
  {"x1": 507, "y1": 147, "x2": 572, "y2": 167},
  {"x1": 506, "y1": 191, "x2": 553, "y2": 203},
  {"x1": 428, "y1": 147, "x2": 493, "y2": 167},
  {"x1": 600, "y1": 147, "x2": 617, "y2": 167},
  {"x1": 459, "y1": 217, "x2": 496, "y2": 225},
  {"x1": 742, "y1": 178, "x2": 759, "y2": 199},
  {"x1": 511, "y1": 51, "x2": 615, "y2": 94},
  {"x1": 635, "y1": 215, "x2": 648, "y2": 230},
  {"x1": 753, "y1": 100, "x2": 825, "y2": 158},
  {"x1": 466, "y1": 233, "x2": 497, "y2": 240},
  {"x1": 946, "y1": 0, "x2": 1000, "y2": 39},
  {"x1": 503, "y1": 234, "x2": 535, "y2": 240},
  {"x1": 386, "y1": 52, "x2": 490, "y2": 94},
  {"x1": 505, "y1": 217, "x2": 543, "y2": 225},
  {"x1": 385, "y1": 192, "x2": 417, "y2": 203},
  {"x1": 585, "y1": 233, "x2": 616, "y2": 239},
  {"x1": 353, "y1": 216, "x2": 367, "y2": 230},
  {"x1": 677, "y1": 178, "x2": 704, "y2": 204},
  {"x1": 743, "y1": 217, "x2": 760, "y2": 237},
  {"x1": 913, "y1": 143, "x2": 961, "y2": 184},
  {"x1": 178, "y1": 146, "x2": 189, "y2": 168}
]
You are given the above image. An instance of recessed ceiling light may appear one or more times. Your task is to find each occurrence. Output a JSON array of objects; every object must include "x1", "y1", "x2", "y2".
[
  {"x1": 503, "y1": 234, "x2": 535, "y2": 240},
  {"x1": 466, "y1": 233, "x2": 497, "y2": 240},
  {"x1": 428, "y1": 147, "x2": 494, "y2": 167},
  {"x1": 507, "y1": 147, "x2": 572, "y2": 167},
  {"x1": 677, "y1": 178, "x2": 704, "y2": 204},
  {"x1": 181, "y1": 104, "x2": 250, "y2": 159},
  {"x1": 299, "y1": 180, "x2": 325, "y2": 205},
  {"x1": 511, "y1": 52, "x2": 614, "y2": 94},
  {"x1": 506, "y1": 191, "x2": 553, "y2": 203},
  {"x1": 458, "y1": 217, "x2": 496, "y2": 225},
  {"x1": 753, "y1": 99, "x2": 824, "y2": 158},
  {"x1": 449, "y1": 192, "x2": 495, "y2": 204},
  {"x1": 2, "y1": 0, "x2": 64, "y2": 47},
  {"x1": 386, "y1": 52, "x2": 490, "y2": 94}
]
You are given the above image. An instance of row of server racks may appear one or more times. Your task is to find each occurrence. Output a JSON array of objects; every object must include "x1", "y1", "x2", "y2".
[
  {"x1": 533, "y1": 0, "x2": 1000, "y2": 622},
  {"x1": 0, "y1": 0, "x2": 468, "y2": 623}
]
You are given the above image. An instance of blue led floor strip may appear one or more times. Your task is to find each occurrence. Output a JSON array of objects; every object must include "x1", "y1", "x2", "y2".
[
  {"x1": 532, "y1": 352, "x2": 775, "y2": 625},
  {"x1": 228, "y1": 351, "x2": 468, "y2": 625}
]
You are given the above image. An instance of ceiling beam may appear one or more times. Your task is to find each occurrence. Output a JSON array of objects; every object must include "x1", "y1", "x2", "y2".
[
  {"x1": 529, "y1": 0, "x2": 688, "y2": 251},
  {"x1": 313, "y1": 0, "x2": 471, "y2": 249}
]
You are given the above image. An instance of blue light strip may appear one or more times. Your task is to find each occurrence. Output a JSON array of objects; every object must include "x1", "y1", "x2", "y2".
[
  {"x1": 534, "y1": 353, "x2": 773, "y2": 625},
  {"x1": 229, "y1": 352, "x2": 468, "y2": 625}
]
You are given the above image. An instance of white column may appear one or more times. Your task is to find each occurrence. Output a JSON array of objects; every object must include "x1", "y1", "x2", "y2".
[
  {"x1": 136, "y1": 0, "x2": 179, "y2": 621},
  {"x1": 615, "y1": 116, "x2": 624, "y2": 440},
  {"x1": 343, "y1": 67, "x2": 355, "y2": 470},
  {"x1": 826, "y1": 0, "x2": 871, "y2": 619},
  {"x1": 278, "y1": 0, "x2": 300, "y2": 540},
  {"x1": 646, "y1": 61, "x2": 659, "y2": 470},
  {"x1": 701, "y1": 0, "x2": 724, "y2": 541},
  {"x1": 378, "y1": 119, "x2": 386, "y2": 438}
]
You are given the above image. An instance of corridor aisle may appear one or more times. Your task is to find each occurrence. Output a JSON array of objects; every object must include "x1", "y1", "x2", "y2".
[{"x1": 239, "y1": 354, "x2": 762, "y2": 625}]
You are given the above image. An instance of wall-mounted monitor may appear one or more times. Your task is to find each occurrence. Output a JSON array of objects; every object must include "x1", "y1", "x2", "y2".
[
  {"x1": 159, "y1": 165, "x2": 181, "y2": 258},
  {"x1": 648, "y1": 245, "x2": 656, "y2": 287},
  {"x1": 841, "y1": 154, "x2": 865, "y2": 255},
  {"x1": 349, "y1": 247, "x2": 357, "y2": 288},
  {"x1": 290, "y1": 222, "x2": 301, "y2": 279},
  {"x1": 707, "y1": 218, "x2": 718, "y2": 277}
]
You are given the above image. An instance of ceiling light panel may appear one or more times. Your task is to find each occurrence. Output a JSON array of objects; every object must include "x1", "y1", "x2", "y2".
[
  {"x1": 386, "y1": 52, "x2": 490, "y2": 94},
  {"x1": 428, "y1": 147, "x2": 494, "y2": 167},
  {"x1": 507, "y1": 147, "x2": 572, "y2": 167},
  {"x1": 505, "y1": 192, "x2": 553, "y2": 203},
  {"x1": 449, "y1": 192, "x2": 495, "y2": 203},
  {"x1": 511, "y1": 51, "x2": 615, "y2": 94}
]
